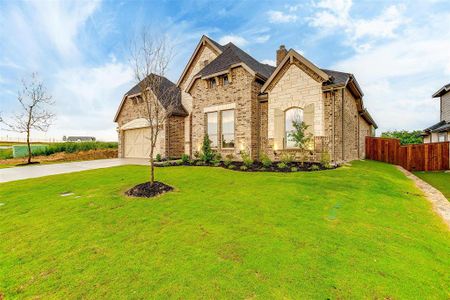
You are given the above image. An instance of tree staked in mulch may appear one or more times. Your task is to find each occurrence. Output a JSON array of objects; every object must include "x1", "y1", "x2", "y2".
[{"x1": 126, "y1": 181, "x2": 174, "y2": 198}]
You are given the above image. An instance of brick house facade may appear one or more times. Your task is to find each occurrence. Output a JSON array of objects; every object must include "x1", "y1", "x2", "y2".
[{"x1": 114, "y1": 35, "x2": 377, "y2": 162}]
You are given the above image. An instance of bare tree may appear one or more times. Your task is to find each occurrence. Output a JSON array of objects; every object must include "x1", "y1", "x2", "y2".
[
  {"x1": 130, "y1": 30, "x2": 177, "y2": 185},
  {"x1": 1, "y1": 73, "x2": 54, "y2": 164}
]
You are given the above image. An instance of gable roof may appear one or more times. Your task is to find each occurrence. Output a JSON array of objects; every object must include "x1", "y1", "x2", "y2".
[
  {"x1": 176, "y1": 35, "x2": 224, "y2": 86},
  {"x1": 432, "y1": 83, "x2": 450, "y2": 98},
  {"x1": 261, "y1": 49, "x2": 330, "y2": 93},
  {"x1": 197, "y1": 43, "x2": 276, "y2": 80},
  {"x1": 114, "y1": 74, "x2": 187, "y2": 122}
]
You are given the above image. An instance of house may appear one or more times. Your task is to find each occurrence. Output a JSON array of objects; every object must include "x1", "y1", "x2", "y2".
[
  {"x1": 114, "y1": 35, "x2": 377, "y2": 162},
  {"x1": 422, "y1": 83, "x2": 450, "y2": 143},
  {"x1": 64, "y1": 136, "x2": 96, "y2": 142}
]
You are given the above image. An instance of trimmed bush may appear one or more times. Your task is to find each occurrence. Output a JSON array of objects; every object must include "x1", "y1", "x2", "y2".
[
  {"x1": 31, "y1": 142, "x2": 118, "y2": 157},
  {"x1": 240, "y1": 165, "x2": 248, "y2": 171},
  {"x1": 310, "y1": 165, "x2": 320, "y2": 171},
  {"x1": 259, "y1": 152, "x2": 272, "y2": 168},
  {"x1": 181, "y1": 154, "x2": 189, "y2": 164},
  {"x1": 277, "y1": 162, "x2": 287, "y2": 169}
]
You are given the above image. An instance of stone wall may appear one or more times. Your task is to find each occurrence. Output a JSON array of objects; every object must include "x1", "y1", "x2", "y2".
[
  {"x1": 359, "y1": 116, "x2": 372, "y2": 159},
  {"x1": 179, "y1": 43, "x2": 220, "y2": 155},
  {"x1": 189, "y1": 66, "x2": 258, "y2": 159},
  {"x1": 343, "y1": 88, "x2": 360, "y2": 161}
]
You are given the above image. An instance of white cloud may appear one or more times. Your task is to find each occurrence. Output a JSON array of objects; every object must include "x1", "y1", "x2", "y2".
[
  {"x1": 268, "y1": 10, "x2": 298, "y2": 24},
  {"x1": 218, "y1": 34, "x2": 248, "y2": 47},
  {"x1": 261, "y1": 59, "x2": 276, "y2": 66},
  {"x1": 49, "y1": 61, "x2": 133, "y2": 140},
  {"x1": 255, "y1": 34, "x2": 270, "y2": 43},
  {"x1": 331, "y1": 12, "x2": 450, "y2": 133},
  {"x1": 309, "y1": 0, "x2": 407, "y2": 51}
]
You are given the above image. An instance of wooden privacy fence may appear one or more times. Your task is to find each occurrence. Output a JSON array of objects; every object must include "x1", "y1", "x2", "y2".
[{"x1": 365, "y1": 137, "x2": 450, "y2": 171}]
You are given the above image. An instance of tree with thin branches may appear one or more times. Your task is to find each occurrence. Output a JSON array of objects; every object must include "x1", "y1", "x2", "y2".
[
  {"x1": 0, "y1": 73, "x2": 54, "y2": 164},
  {"x1": 129, "y1": 30, "x2": 177, "y2": 185}
]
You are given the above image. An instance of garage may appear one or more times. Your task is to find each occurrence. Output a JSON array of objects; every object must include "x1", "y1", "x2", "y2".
[{"x1": 123, "y1": 127, "x2": 156, "y2": 158}]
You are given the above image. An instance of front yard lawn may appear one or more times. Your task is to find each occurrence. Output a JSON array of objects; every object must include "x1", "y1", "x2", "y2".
[
  {"x1": 0, "y1": 161, "x2": 449, "y2": 298},
  {"x1": 415, "y1": 171, "x2": 450, "y2": 201}
]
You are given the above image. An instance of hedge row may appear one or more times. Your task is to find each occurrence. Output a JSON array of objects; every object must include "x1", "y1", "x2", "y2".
[{"x1": 32, "y1": 142, "x2": 118, "y2": 157}]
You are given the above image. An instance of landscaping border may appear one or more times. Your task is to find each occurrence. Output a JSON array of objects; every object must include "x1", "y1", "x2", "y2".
[{"x1": 396, "y1": 166, "x2": 450, "y2": 228}]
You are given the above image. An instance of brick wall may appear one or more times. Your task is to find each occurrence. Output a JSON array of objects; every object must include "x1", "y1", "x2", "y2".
[
  {"x1": 179, "y1": 44, "x2": 220, "y2": 155},
  {"x1": 343, "y1": 88, "x2": 359, "y2": 161},
  {"x1": 166, "y1": 116, "x2": 185, "y2": 158},
  {"x1": 189, "y1": 66, "x2": 259, "y2": 159}
]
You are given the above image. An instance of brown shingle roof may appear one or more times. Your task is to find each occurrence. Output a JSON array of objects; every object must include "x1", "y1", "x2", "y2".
[
  {"x1": 125, "y1": 74, "x2": 187, "y2": 117},
  {"x1": 197, "y1": 43, "x2": 275, "y2": 80}
]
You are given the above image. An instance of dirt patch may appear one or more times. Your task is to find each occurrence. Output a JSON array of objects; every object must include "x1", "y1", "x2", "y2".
[
  {"x1": 126, "y1": 181, "x2": 173, "y2": 198},
  {"x1": 0, "y1": 149, "x2": 118, "y2": 166},
  {"x1": 397, "y1": 166, "x2": 450, "y2": 229}
]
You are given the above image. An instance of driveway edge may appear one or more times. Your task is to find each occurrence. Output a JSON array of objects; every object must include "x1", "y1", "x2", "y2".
[{"x1": 396, "y1": 166, "x2": 450, "y2": 229}]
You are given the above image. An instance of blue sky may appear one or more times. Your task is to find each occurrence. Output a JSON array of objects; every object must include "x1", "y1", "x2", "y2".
[{"x1": 1, "y1": 0, "x2": 450, "y2": 141}]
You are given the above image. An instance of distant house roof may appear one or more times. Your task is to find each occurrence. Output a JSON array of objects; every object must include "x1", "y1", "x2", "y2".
[
  {"x1": 66, "y1": 136, "x2": 95, "y2": 141},
  {"x1": 114, "y1": 74, "x2": 187, "y2": 122},
  {"x1": 196, "y1": 42, "x2": 276, "y2": 80},
  {"x1": 432, "y1": 83, "x2": 450, "y2": 98},
  {"x1": 424, "y1": 120, "x2": 450, "y2": 133}
]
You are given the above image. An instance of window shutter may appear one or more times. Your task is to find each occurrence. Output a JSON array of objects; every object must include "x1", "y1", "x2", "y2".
[
  {"x1": 273, "y1": 108, "x2": 284, "y2": 149},
  {"x1": 304, "y1": 104, "x2": 315, "y2": 136}
]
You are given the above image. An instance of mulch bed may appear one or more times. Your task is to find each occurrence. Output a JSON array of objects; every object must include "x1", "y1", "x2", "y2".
[
  {"x1": 156, "y1": 160, "x2": 336, "y2": 172},
  {"x1": 126, "y1": 181, "x2": 174, "y2": 198}
]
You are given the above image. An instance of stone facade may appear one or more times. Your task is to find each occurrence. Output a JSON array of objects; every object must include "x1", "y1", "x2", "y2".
[{"x1": 165, "y1": 116, "x2": 185, "y2": 158}]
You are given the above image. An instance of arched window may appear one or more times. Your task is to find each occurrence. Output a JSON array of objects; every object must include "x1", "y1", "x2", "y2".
[{"x1": 285, "y1": 107, "x2": 303, "y2": 148}]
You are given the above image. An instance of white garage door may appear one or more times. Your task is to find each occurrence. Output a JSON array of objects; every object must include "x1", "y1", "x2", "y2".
[{"x1": 123, "y1": 127, "x2": 160, "y2": 158}]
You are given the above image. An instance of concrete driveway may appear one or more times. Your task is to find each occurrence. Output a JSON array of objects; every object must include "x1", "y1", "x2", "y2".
[{"x1": 0, "y1": 158, "x2": 149, "y2": 183}]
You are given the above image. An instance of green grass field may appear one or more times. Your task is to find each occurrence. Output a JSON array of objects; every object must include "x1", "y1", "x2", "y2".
[
  {"x1": 415, "y1": 171, "x2": 450, "y2": 201},
  {"x1": 0, "y1": 161, "x2": 449, "y2": 298}
]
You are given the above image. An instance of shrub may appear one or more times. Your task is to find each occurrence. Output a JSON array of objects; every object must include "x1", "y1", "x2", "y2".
[
  {"x1": 213, "y1": 162, "x2": 221, "y2": 167},
  {"x1": 259, "y1": 152, "x2": 272, "y2": 168},
  {"x1": 310, "y1": 164, "x2": 320, "y2": 171},
  {"x1": 240, "y1": 165, "x2": 248, "y2": 171},
  {"x1": 195, "y1": 161, "x2": 204, "y2": 166},
  {"x1": 277, "y1": 162, "x2": 287, "y2": 169},
  {"x1": 212, "y1": 152, "x2": 222, "y2": 165},
  {"x1": 259, "y1": 167, "x2": 266, "y2": 171},
  {"x1": 228, "y1": 164, "x2": 236, "y2": 169},
  {"x1": 224, "y1": 153, "x2": 234, "y2": 167},
  {"x1": 240, "y1": 150, "x2": 253, "y2": 168},
  {"x1": 162, "y1": 161, "x2": 170, "y2": 167},
  {"x1": 280, "y1": 152, "x2": 294, "y2": 164},
  {"x1": 320, "y1": 151, "x2": 331, "y2": 169},
  {"x1": 155, "y1": 153, "x2": 162, "y2": 162},
  {"x1": 201, "y1": 135, "x2": 214, "y2": 163},
  {"x1": 181, "y1": 154, "x2": 190, "y2": 164},
  {"x1": 291, "y1": 167, "x2": 298, "y2": 172}
]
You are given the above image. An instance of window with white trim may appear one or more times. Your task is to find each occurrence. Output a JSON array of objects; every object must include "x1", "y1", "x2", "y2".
[
  {"x1": 207, "y1": 112, "x2": 218, "y2": 148},
  {"x1": 285, "y1": 108, "x2": 303, "y2": 148},
  {"x1": 438, "y1": 132, "x2": 447, "y2": 142},
  {"x1": 221, "y1": 110, "x2": 235, "y2": 148}
]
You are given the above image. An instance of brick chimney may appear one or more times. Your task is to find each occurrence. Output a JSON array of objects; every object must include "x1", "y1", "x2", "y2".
[{"x1": 276, "y1": 45, "x2": 288, "y2": 66}]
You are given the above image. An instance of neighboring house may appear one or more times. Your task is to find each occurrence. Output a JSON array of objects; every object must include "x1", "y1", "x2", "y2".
[
  {"x1": 65, "y1": 136, "x2": 96, "y2": 142},
  {"x1": 422, "y1": 83, "x2": 450, "y2": 143},
  {"x1": 115, "y1": 35, "x2": 377, "y2": 162}
]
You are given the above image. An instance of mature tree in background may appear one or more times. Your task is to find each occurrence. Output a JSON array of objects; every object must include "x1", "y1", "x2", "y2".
[
  {"x1": 381, "y1": 130, "x2": 423, "y2": 145},
  {"x1": 130, "y1": 30, "x2": 176, "y2": 185},
  {"x1": 0, "y1": 73, "x2": 54, "y2": 164}
]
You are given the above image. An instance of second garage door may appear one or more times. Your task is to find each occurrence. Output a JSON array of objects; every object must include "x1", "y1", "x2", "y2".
[{"x1": 123, "y1": 127, "x2": 157, "y2": 158}]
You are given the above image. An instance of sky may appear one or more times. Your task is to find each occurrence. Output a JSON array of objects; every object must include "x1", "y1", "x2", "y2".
[{"x1": 1, "y1": 0, "x2": 450, "y2": 141}]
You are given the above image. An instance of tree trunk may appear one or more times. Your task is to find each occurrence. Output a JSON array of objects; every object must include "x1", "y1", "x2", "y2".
[
  {"x1": 27, "y1": 130, "x2": 32, "y2": 164},
  {"x1": 149, "y1": 147, "x2": 154, "y2": 185}
]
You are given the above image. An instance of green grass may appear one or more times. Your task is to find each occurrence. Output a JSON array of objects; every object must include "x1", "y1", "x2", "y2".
[
  {"x1": 415, "y1": 171, "x2": 450, "y2": 200},
  {"x1": 0, "y1": 161, "x2": 449, "y2": 299},
  {"x1": 0, "y1": 148, "x2": 13, "y2": 160}
]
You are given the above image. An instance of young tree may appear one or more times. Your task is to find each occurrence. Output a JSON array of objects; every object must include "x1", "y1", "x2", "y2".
[
  {"x1": 288, "y1": 119, "x2": 312, "y2": 150},
  {"x1": 130, "y1": 30, "x2": 176, "y2": 185},
  {"x1": 0, "y1": 73, "x2": 54, "y2": 164}
]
